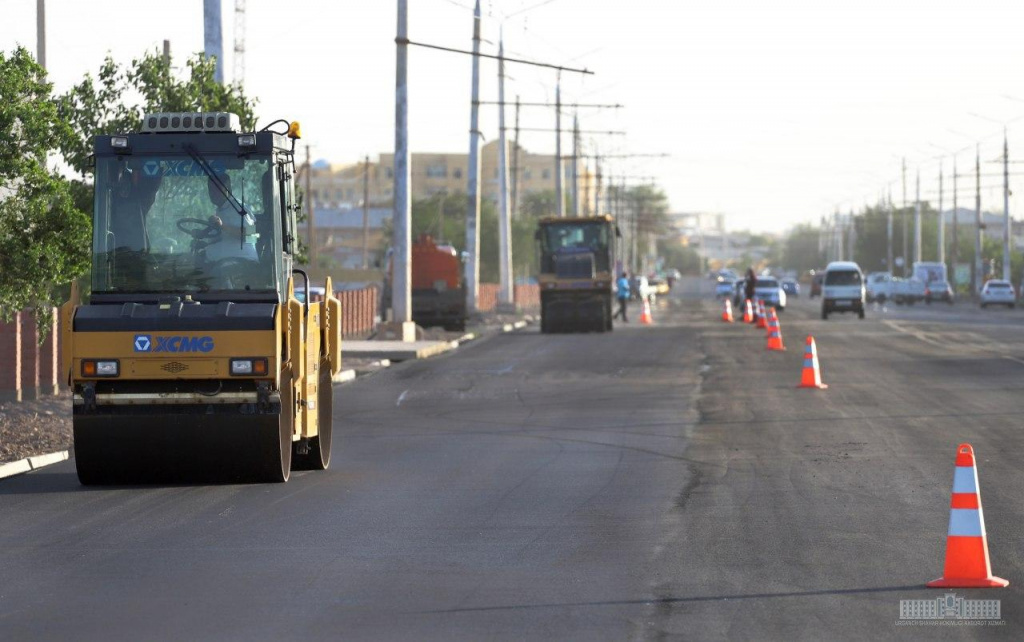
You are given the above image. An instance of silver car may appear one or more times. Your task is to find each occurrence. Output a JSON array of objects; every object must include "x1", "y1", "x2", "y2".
[{"x1": 980, "y1": 280, "x2": 1015, "y2": 308}]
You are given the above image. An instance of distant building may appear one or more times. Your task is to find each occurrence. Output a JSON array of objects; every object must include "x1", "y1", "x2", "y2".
[{"x1": 306, "y1": 141, "x2": 594, "y2": 213}]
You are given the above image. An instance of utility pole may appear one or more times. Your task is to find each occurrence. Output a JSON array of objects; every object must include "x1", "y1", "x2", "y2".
[
  {"x1": 361, "y1": 155, "x2": 370, "y2": 269},
  {"x1": 304, "y1": 145, "x2": 316, "y2": 268},
  {"x1": 974, "y1": 144, "x2": 982, "y2": 293},
  {"x1": 571, "y1": 113, "x2": 580, "y2": 216},
  {"x1": 1003, "y1": 128, "x2": 1011, "y2": 281},
  {"x1": 886, "y1": 186, "x2": 893, "y2": 274},
  {"x1": 233, "y1": 0, "x2": 246, "y2": 85},
  {"x1": 951, "y1": 156, "x2": 958, "y2": 285},
  {"x1": 902, "y1": 157, "x2": 908, "y2": 276},
  {"x1": 937, "y1": 161, "x2": 944, "y2": 265},
  {"x1": 36, "y1": 0, "x2": 45, "y2": 69},
  {"x1": 464, "y1": 0, "x2": 482, "y2": 317},
  {"x1": 391, "y1": 0, "x2": 413, "y2": 338},
  {"x1": 511, "y1": 95, "x2": 521, "y2": 219},
  {"x1": 203, "y1": 0, "x2": 224, "y2": 85},
  {"x1": 496, "y1": 36, "x2": 513, "y2": 308},
  {"x1": 914, "y1": 168, "x2": 921, "y2": 266},
  {"x1": 593, "y1": 150, "x2": 601, "y2": 216},
  {"x1": 555, "y1": 77, "x2": 565, "y2": 217},
  {"x1": 163, "y1": 40, "x2": 171, "y2": 68}
]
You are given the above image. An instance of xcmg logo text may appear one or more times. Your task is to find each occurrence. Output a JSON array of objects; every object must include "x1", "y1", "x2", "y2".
[{"x1": 133, "y1": 335, "x2": 214, "y2": 353}]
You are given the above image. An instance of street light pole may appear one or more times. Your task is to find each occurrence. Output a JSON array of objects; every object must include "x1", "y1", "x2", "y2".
[
  {"x1": 497, "y1": 36, "x2": 513, "y2": 308},
  {"x1": 464, "y1": 0, "x2": 482, "y2": 316},
  {"x1": 391, "y1": 0, "x2": 414, "y2": 339},
  {"x1": 1003, "y1": 128, "x2": 1011, "y2": 281}
]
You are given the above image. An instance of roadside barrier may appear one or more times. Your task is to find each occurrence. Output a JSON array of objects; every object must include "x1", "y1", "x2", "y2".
[
  {"x1": 766, "y1": 308, "x2": 785, "y2": 351},
  {"x1": 927, "y1": 444, "x2": 1008, "y2": 588},
  {"x1": 743, "y1": 299, "x2": 754, "y2": 323},
  {"x1": 640, "y1": 299, "x2": 653, "y2": 325},
  {"x1": 722, "y1": 299, "x2": 734, "y2": 323},
  {"x1": 797, "y1": 335, "x2": 827, "y2": 388}
]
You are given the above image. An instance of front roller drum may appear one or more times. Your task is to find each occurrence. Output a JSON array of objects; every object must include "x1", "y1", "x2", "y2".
[
  {"x1": 292, "y1": 360, "x2": 334, "y2": 471},
  {"x1": 73, "y1": 397, "x2": 293, "y2": 485}
]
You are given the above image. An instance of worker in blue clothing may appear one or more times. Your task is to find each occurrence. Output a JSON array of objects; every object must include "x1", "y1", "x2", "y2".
[{"x1": 613, "y1": 272, "x2": 630, "y2": 322}]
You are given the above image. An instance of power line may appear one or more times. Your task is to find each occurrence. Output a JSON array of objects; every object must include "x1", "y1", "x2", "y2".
[{"x1": 399, "y1": 38, "x2": 593, "y2": 75}]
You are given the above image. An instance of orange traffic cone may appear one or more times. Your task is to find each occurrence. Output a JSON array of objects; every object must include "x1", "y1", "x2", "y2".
[
  {"x1": 766, "y1": 309, "x2": 785, "y2": 351},
  {"x1": 722, "y1": 299, "x2": 734, "y2": 323},
  {"x1": 927, "y1": 444, "x2": 1009, "y2": 588},
  {"x1": 755, "y1": 300, "x2": 768, "y2": 329},
  {"x1": 797, "y1": 335, "x2": 827, "y2": 388},
  {"x1": 640, "y1": 299, "x2": 653, "y2": 325},
  {"x1": 743, "y1": 299, "x2": 753, "y2": 323}
]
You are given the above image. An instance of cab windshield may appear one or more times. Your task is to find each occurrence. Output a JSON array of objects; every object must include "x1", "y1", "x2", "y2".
[
  {"x1": 540, "y1": 222, "x2": 611, "y2": 272},
  {"x1": 92, "y1": 154, "x2": 278, "y2": 295}
]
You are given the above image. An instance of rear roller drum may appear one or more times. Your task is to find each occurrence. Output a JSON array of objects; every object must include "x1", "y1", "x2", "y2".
[{"x1": 293, "y1": 360, "x2": 333, "y2": 471}]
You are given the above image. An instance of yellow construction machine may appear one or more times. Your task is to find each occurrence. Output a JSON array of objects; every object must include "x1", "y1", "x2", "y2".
[{"x1": 62, "y1": 112, "x2": 341, "y2": 483}]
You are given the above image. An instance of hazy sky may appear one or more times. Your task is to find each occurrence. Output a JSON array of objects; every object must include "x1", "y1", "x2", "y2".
[{"x1": 6, "y1": 0, "x2": 1024, "y2": 232}]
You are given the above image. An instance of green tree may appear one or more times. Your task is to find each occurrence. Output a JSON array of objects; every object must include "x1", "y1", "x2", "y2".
[
  {"x1": 58, "y1": 51, "x2": 258, "y2": 178},
  {"x1": 0, "y1": 48, "x2": 91, "y2": 325},
  {"x1": 780, "y1": 223, "x2": 824, "y2": 274}
]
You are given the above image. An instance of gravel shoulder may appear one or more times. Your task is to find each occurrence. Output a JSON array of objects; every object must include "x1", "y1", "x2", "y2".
[{"x1": 0, "y1": 392, "x2": 72, "y2": 464}]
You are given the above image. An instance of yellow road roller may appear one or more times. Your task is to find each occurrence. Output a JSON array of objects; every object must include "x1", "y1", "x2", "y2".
[{"x1": 61, "y1": 112, "x2": 341, "y2": 484}]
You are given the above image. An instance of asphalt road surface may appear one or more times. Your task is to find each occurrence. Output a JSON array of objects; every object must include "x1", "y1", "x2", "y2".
[{"x1": 1, "y1": 278, "x2": 1022, "y2": 640}]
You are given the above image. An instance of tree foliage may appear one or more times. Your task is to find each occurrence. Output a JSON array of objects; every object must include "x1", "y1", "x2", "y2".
[
  {"x1": 57, "y1": 51, "x2": 258, "y2": 178},
  {"x1": 0, "y1": 48, "x2": 91, "y2": 323}
]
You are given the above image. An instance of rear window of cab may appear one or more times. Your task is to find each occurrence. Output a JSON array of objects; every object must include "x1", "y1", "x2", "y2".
[{"x1": 825, "y1": 270, "x2": 861, "y2": 285}]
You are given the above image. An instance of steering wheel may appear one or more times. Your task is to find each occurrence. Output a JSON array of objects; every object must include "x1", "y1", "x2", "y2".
[{"x1": 177, "y1": 217, "x2": 222, "y2": 241}]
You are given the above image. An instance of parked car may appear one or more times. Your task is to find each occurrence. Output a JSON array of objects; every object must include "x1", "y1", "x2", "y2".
[
  {"x1": 980, "y1": 280, "x2": 1015, "y2": 308},
  {"x1": 754, "y1": 277, "x2": 787, "y2": 311},
  {"x1": 866, "y1": 271, "x2": 893, "y2": 303},
  {"x1": 781, "y1": 278, "x2": 800, "y2": 298},
  {"x1": 924, "y1": 280, "x2": 954, "y2": 304},
  {"x1": 809, "y1": 272, "x2": 824, "y2": 298},
  {"x1": 715, "y1": 278, "x2": 736, "y2": 299},
  {"x1": 821, "y1": 261, "x2": 865, "y2": 320},
  {"x1": 892, "y1": 278, "x2": 925, "y2": 305}
]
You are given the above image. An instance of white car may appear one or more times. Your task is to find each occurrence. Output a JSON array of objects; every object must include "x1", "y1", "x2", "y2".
[
  {"x1": 754, "y1": 277, "x2": 786, "y2": 311},
  {"x1": 821, "y1": 261, "x2": 866, "y2": 320},
  {"x1": 980, "y1": 280, "x2": 1015, "y2": 308}
]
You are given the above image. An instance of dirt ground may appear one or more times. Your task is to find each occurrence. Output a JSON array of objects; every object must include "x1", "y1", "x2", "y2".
[{"x1": 0, "y1": 392, "x2": 73, "y2": 464}]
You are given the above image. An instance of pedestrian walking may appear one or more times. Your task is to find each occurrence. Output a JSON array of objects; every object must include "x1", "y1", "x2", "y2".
[{"x1": 614, "y1": 272, "x2": 630, "y2": 322}]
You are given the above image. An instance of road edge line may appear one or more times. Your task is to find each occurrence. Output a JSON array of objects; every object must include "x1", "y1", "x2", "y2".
[{"x1": 0, "y1": 450, "x2": 70, "y2": 480}]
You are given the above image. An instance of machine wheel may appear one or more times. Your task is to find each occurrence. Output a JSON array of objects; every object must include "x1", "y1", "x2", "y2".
[
  {"x1": 256, "y1": 368, "x2": 294, "y2": 482},
  {"x1": 858, "y1": 308, "x2": 866, "y2": 319},
  {"x1": 293, "y1": 360, "x2": 333, "y2": 471},
  {"x1": 821, "y1": 309, "x2": 829, "y2": 320}
]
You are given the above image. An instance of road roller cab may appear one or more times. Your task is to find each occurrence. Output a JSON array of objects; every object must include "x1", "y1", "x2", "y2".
[
  {"x1": 536, "y1": 215, "x2": 618, "y2": 333},
  {"x1": 62, "y1": 113, "x2": 343, "y2": 484}
]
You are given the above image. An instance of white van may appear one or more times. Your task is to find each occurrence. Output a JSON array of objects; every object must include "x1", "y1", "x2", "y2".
[{"x1": 822, "y1": 261, "x2": 866, "y2": 320}]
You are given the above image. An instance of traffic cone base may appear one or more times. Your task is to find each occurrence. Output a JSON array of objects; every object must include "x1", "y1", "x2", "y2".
[
  {"x1": 722, "y1": 299, "x2": 734, "y2": 323},
  {"x1": 755, "y1": 300, "x2": 767, "y2": 328},
  {"x1": 640, "y1": 299, "x2": 653, "y2": 325},
  {"x1": 797, "y1": 335, "x2": 827, "y2": 388},
  {"x1": 927, "y1": 444, "x2": 1008, "y2": 589}
]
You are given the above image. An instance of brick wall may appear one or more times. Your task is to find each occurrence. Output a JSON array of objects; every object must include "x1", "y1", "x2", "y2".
[
  {"x1": 334, "y1": 287, "x2": 379, "y2": 337},
  {"x1": 1, "y1": 309, "x2": 60, "y2": 402},
  {"x1": 477, "y1": 283, "x2": 540, "y2": 312}
]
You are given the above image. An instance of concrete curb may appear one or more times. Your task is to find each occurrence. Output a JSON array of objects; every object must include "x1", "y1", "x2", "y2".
[{"x1": 0, "y1": 450, "x2": 69, "y2": 480}]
